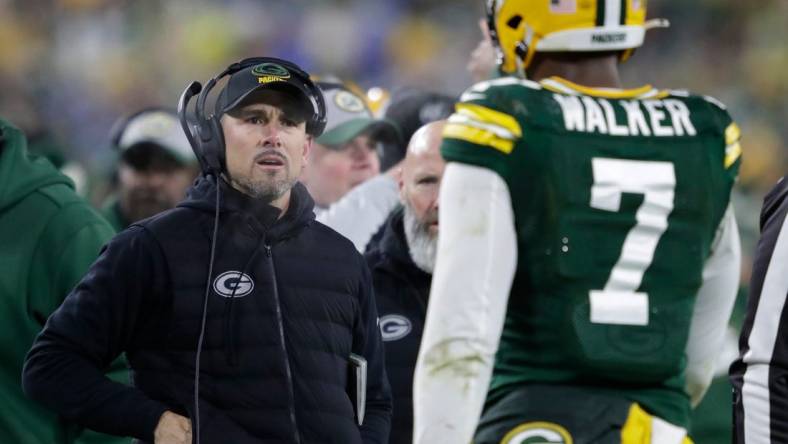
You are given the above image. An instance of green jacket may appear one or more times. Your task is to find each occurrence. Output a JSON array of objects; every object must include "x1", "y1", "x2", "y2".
[
  {"x1": 0, "y1": 119, "x2": 125, "y2": 444},
  {"x1": 100, "y1": 197, "x2": 129, "y2": 233}
]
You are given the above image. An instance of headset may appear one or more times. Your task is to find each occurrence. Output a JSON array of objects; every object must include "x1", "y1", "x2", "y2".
[
  {"x1": 178, "y1": 57, "x2": 327, "y2": 177},
  {"x1": 177, "y1": 57, "x2": 325, "y2": 444}
]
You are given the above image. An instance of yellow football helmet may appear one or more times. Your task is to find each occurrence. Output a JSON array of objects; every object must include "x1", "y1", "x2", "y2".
[{"x1": 486, "y1": 0, "x2": 669, "y2": 74}]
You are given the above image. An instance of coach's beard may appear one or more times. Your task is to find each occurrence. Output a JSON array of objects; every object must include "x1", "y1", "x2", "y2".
[
  {"x1": 403, "y1": 203, "x2": 438, "y2": 274},
  {"x1": 232, "y1": 171, "x2": 296, "y2": 204}
]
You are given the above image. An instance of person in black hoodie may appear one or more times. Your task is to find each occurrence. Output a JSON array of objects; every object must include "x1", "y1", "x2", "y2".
[
  {"x1": 365, "y1": 120, "x2": 446, "y2": 444},
  {"x1": 23, "y1": 58, "x2": 392, "y2": 444}
]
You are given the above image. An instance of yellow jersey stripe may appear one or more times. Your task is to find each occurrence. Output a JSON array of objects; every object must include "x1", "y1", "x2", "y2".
[
  {"x1": 724, "y1": 123, "x2": 742, "y2": 169},
  {"x1": 543, "y1": 76, "x2": 656, "y2": 99},
  {"x1": 725, "y1": 142, "x2": 742, "y2": 169},
  {"x1": 725, "y1": 122, "x2": 741, "y2": 145},
  {"x1": 621, "y1": 403, "x2": 694, "y2": 444},
  {"x1": 621, "y1": 404, "x2": 651, "y2": 444},
  {"x1": 540, "y1": 79, "x2": 576, "y2": 95},
  {"x1": 447, "y1": 114, "x2": 517, "y2": 140},
  {"x1": 443, "y1": 123, "x2": 514, "y2": 154},
  {"x1": 455, "y1": 103, "x2": 522, "y2": 138}
]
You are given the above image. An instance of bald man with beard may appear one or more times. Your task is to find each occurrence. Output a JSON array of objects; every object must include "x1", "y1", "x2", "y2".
[{"x1": 365, "y1": 121, "x2": 446, "y2": 444}]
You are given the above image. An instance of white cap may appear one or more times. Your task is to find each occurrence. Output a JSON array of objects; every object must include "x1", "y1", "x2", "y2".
[{"x1": 117, "y1": 110, "x2": 195, "y2": 164}]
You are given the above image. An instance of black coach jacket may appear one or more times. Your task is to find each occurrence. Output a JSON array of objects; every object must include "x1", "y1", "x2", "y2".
[
  {"x1": 365, "y1": 206, "x2": 431, "y2": 444},
  {"x1": 23, "y1": 176, "x2": 392, "y2": 444}
]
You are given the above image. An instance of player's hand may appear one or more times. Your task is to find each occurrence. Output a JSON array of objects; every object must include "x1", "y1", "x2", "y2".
[
  {"x1": 467, "y1": 19, "x2": 496, "y2": 83},
  {"x1": 154, "y1": 411, "x2": 192, "y2": 444}
]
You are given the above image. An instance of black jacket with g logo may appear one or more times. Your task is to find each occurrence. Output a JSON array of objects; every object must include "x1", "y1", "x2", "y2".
[
  {"x1": 365, "y1": 207, "x2": 431, "y2": 444},
  {"x1": 23, "y1": 176, "x2": 392, "y2": 443}
]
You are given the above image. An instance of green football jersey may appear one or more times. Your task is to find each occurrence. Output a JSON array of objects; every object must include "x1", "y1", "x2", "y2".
[{"x1": 441, "y1": 76, "x2": 741, "y2": 428}]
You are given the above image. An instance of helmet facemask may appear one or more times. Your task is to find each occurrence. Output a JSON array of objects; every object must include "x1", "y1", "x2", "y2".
[{"x1": 486, "y1": 0, "x2": 532, "y2": 76}]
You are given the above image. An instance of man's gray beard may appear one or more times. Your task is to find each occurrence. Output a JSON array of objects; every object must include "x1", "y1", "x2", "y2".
[
  {"x1": 403, "y1": 203, "x2": 438, "y2": 274},
  {"x1": 232, "y1": 173, "x2": 296, "y2": 203}
]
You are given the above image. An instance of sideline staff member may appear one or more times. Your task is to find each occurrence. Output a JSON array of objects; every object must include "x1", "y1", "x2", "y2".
[
  {"x1": 102, "y1": 108, "x2": 199, "y2": 231},
  {"x1": 367, "y1": 121, "x2": 446, "y2": 443},
  {"x1": 0, "y1": 119, "x2": 117, "y2": 443},
  {"x1": 23, "y1": 57, "x2": 391, "y2": 444}
]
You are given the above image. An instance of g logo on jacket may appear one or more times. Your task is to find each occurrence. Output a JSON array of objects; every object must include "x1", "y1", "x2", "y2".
[{"x1": 213, "y1": 271, "x2": 255, "y2": 298}]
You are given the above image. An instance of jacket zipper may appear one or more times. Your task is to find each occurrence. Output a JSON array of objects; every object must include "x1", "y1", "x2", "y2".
[{"x1": 266, "y1": 244, "x2": 302, "y2": 444}]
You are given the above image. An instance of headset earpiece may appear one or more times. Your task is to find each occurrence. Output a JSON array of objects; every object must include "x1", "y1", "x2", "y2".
[
  {"x1": 178, "y1": 56, "x2": 327, "y2": 177},
  {"x1": 206, "y1": 116, "x2": 225, "y2": 174},
  {"x1": 306, "y1": 82, "x2": 327, "y2": 136}
]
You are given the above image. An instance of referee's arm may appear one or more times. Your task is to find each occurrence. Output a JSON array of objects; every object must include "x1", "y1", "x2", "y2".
[{"x1": 731, "y1": 176, "x2": 788, "y2": 444}]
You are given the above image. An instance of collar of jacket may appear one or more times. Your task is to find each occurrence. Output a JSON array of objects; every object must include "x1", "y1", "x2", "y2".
[
  {"x1": 374, "y1": 205, "x2": 432, "y2": 284},
  {"x1": 179, "y1": 174, "x2": 316, "y2": 241}
]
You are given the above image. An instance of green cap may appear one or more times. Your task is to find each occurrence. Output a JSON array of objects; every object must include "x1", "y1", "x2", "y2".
[{"x1": 315, "y1": 83, "x2": 400, "y2": 148}]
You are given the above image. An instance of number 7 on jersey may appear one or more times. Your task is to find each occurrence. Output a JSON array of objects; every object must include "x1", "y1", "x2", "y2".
[{"x1": 588, "y1": 157, "x2": 676, "y2": 326}]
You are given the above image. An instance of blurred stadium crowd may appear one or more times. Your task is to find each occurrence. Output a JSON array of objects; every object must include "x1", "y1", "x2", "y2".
[
  {"x1": 1, "y1": 1, "x2": 785, "y2": 214},
  {"x1": 0, "y1": 0, "x2": 786, "y2": 441}
]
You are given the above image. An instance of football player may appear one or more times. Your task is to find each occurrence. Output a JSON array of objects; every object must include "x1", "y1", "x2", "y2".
[{"x1": 413, "y1": 1, "x2": 742, "y2": 443}]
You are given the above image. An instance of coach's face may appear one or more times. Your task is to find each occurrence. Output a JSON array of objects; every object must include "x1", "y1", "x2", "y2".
[{"x1": 221, "y1": 89, "x2": 312, "y2": 208}]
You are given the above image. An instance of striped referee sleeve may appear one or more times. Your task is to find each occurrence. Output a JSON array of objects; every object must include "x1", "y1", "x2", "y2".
[{"x1": 731, "y1": 176, "x2": 788, "y2": 444}]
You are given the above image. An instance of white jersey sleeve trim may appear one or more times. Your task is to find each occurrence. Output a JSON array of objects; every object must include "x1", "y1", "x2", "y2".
[
  {"x1": 413, "y1": 163, "x2": 517, "y2": 444},
  {"x1": 684, "y1": 205, "x2": 741, "y2": 406}
]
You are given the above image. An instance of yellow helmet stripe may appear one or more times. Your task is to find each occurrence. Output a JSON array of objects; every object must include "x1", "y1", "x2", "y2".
[
  {"x1": 599, "y1": 0, "x2": 621, "y2": 27},
  {"x1": 596, "y1": 0, "x2": 628, "y2": 26},
  {"x1": 443, "y1": 122, "x2": 515, "y2": 154},
  {"x1": 455, "y1": 103, "x2": 522, "y2": 138},
  {"x1": 597, "y1": 0, "x2": 627, "y2": 26}
]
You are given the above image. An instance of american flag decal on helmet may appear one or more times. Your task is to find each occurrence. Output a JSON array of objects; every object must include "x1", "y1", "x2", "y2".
[{"x1": 550, "y1": 0, "x2": 577, "y2": 14}]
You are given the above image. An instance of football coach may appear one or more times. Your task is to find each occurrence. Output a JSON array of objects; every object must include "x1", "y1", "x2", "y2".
[{"x1": 22, "y1": 57, "x2": 392, "y2": 444}]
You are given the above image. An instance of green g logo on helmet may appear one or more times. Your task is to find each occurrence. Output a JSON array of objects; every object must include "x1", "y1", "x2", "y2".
[{"x1": 251, "y1": 63, "x2": 291, "y2": 84}]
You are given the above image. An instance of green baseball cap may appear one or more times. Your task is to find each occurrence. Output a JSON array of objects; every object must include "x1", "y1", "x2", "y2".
[{"x1": 315, "y1": 82, "x2": 401, "y2": 148}]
